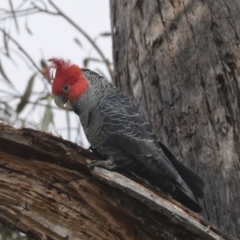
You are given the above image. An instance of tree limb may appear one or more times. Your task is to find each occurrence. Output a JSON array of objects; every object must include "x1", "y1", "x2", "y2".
[
  {"x1": 0, "y1": 28, "x2": 42, "y2": 74},
  {"x1": 0, "y1": 124, "x2": 236, "y2": 240}
]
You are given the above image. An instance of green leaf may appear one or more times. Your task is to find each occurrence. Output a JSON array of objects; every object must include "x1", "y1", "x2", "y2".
[
  {"x1": 25, "y1": 19, "x2": 33, "y2": 35},
  {"x1": 8, "y1": 0, "x2": 19, "y2": 34},
  {"x1": 41, "y1": 96, "x2": 53, "y2": 132},
  {"x1": 0, "y1": 60, "x2": 13, "y2": 86},
  {"x1": 74, "y1": 38, "x2": 82, "y2": 47},
  {"x1": 16, "y1": 73, "x2": 36, "y2": 114},
  {"x1": 99, "y1": 32, "x2": 111, "y2": 37},
  {"x1": 40, "y1": 59, "x2": 47, "y2": 69},
  {"x1": 3, "y1": 32, "x2": 10, "y2": 57},
  {"x1": 83, "y1": 58, "x2": 89, "y2": 67}
]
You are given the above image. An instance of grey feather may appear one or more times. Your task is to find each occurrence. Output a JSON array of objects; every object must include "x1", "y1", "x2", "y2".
[{"x1": 72, "y1": 68, "x2": 204, "y2": 212}]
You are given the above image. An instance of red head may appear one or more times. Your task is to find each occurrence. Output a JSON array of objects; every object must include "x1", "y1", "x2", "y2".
[{"x1": 46, "y1": 58, "x2": 89, "y2": 110}]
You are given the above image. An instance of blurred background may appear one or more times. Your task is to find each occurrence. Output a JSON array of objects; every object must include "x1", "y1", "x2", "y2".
[{"x1": 0, "y1": 0, "x2": 112, "y2": 239}]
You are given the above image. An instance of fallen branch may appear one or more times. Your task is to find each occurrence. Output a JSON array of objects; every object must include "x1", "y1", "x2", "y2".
[{"x1": 0, "y1": 123, "x2": 236, "y2": 240}]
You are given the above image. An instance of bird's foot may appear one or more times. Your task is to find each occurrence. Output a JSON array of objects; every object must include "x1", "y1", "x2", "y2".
[{"x1": 88, "y1": 159, "x2": 118, "y2": 171}]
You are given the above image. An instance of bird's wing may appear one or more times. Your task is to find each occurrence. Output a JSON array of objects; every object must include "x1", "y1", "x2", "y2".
[
  {"x1": 99, "y1": 91, "x2": 180, "y2": 182},
  {"x1": 158, "y1": 141, "x2": 204, "y2": 198},
  {"x1": 98, "y1": 90, "x2": 204, "y2": 212}
]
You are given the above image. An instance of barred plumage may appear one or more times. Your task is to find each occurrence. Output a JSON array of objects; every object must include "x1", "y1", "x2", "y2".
[{"x1": 50, "y1": 58, "x2": 204, "y2": 212}]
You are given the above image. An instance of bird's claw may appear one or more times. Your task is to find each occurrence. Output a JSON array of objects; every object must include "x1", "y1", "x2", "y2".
[
  {"x1": 87, "y1": 160, "x2": 98, "y2": 170},
  {"x1": 88, "y1": 160, "x2": 118, "y2": 171}
]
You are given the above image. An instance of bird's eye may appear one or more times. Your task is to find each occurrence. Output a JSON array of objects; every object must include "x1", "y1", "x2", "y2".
[{"x1": 63, "y1": 85, "x2": 70, "y2": 93}]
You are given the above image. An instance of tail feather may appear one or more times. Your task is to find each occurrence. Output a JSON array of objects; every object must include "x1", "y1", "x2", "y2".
[
  {"x1": 159, "y1": 141, "x2": 204, "y2": 199},
  {"x1": 125, "y1": 160, "x2": 203, "y2": 212},
  {"x1": 171, "y1": 184, "x2": 203, "y2": 212},
  {"x1": 149, "y1": 171, "x2": 203, "y2": 212}
]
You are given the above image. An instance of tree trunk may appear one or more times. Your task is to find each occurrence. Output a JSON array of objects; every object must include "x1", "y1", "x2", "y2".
[
  {"x1": 0, "y1": 124, "x2": 235, "y2": 240},
  {"x1": 110, "y1": 0, "x2": 240, "y2": 238}
]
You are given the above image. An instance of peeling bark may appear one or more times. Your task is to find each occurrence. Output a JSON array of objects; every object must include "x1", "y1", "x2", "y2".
[
  {"x1": 0, "y1": 124, "x2": 236, "y2": 239},
  {"x1": 110, "y1": 0, "x2": 240, "y2": 238}
]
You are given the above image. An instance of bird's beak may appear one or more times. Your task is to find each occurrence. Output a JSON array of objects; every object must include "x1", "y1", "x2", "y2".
[{"x1": 53, "y1": 95, "x2": 73, "y2": 111}]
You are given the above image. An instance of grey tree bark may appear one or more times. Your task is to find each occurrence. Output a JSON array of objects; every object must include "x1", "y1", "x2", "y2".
[{"x1": 110, "y1": 0, "x2": 240, "y2": 238}]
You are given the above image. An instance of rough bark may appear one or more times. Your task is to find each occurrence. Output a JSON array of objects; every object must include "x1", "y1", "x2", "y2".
[
  {"x1": 0, "y1": 124, "x2": 236, "y2": 240},
  {"x1": 110, "y1": 0, "x2": 240, "y2": 238}
]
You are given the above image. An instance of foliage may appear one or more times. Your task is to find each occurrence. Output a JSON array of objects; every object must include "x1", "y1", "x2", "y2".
[
  {"x1": 0, "y1": 0, "x2": 112, "y2": 142},
  {"x1": 0, "y1": 0, "x2": 112, "y2": 239}
]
